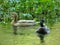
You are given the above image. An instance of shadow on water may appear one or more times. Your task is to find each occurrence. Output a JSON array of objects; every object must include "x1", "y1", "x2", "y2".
[
  {"x1": 19, "y1": 33, "x2": 26, "y2": 35},
  {"x1": 40, "y1": 42, "x2": 46, "y2": 45}
]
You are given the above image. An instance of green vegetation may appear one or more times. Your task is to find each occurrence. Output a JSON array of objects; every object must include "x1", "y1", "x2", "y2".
[{"x1": 0, "y1": 0, "x2": 60, "y2": 26}]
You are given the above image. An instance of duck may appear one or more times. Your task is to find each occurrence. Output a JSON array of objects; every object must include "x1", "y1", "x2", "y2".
[
  {"x1": 36, "y1": 19, "x2": 50, "y2": 43},
  {"x1": 11, "y1": 12, "x2": 19, "y2": 35}
]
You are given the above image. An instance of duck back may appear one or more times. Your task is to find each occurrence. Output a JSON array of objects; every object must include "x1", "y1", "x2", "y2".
[{"x1": 36, "y1": 27, "x2": 47, "y2": 35}]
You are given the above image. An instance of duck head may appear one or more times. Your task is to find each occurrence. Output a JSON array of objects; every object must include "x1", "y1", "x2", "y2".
[{"x1": 40, "y1": 19, "x2": 45, "y2": 27}]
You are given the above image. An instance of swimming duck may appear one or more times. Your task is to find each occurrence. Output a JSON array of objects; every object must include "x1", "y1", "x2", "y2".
[{"x1": 36, "y1": 19, "x2": 50, "y2": 43}]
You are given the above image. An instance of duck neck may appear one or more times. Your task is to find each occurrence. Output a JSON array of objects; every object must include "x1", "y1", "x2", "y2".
[
  {"x1": 40, "y1": 23, "x2": 44, "y2": 27},
  {"x1": 13, "y1": 15, "x2": 18, "y2": 23}
]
